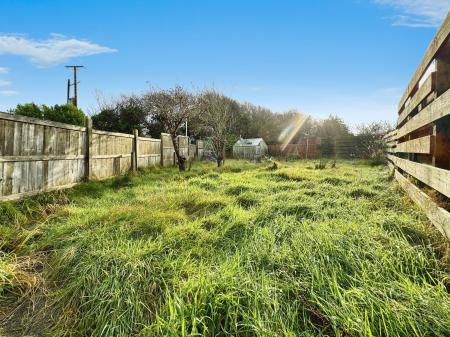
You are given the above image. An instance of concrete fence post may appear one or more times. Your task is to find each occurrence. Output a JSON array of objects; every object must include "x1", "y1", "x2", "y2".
[
  {"x1": 85, "y1": 118, "x2": 93, "y2": 181},
  {"x1": 196, "y1": 140, "x2": 199, "y2": 160}
]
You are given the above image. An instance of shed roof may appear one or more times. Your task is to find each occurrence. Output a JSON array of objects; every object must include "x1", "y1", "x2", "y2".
[{"x1": 234, "y1": 138, "x2": 265, "y2": 146}]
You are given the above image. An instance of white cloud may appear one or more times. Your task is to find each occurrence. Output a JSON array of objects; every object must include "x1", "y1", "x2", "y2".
[
  {"x1": 0, "y1": 90, "x2": 18, "y2": 96},
  {"x1": 0, "y1": 79, "x2": 11, "y2": 86},
  {"x1": 0, "y1": 66, "x2": 8, "y2": 74},
  {"x1": 374, "y1": 0, "x2": 450, "y2": 27},
  {"x1": 0, "y1": 33, "x2": 117, "y2": 67}
]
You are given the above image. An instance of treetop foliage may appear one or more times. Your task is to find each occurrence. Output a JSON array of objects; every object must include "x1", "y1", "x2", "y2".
[
  {"x1": 89, "y1": 87, "x2": 392, "y2": 148},
  {"x1": 12, "y1": 103, "x2": 87, "y2": 126}
]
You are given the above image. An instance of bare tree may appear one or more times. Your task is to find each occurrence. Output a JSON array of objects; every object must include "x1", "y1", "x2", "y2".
[
  {"x1": 356, "y1": 121, "x2": 393, "y2": 162},
  {"x1": 143, "y1": 86, "x2": 198, "y2": 171},
  {"x1": 197, "y1": 90, "x2": 234, "y2": 167}
]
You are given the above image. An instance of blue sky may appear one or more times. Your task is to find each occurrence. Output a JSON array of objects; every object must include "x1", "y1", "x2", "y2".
[{"x1": 0, "y1": 0, "x2": 449, "y2": 127}]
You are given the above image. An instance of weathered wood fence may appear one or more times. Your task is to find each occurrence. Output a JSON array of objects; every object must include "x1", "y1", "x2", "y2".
[
  {"x1": 0, "y1": 112, "x2": 203, "y2": 201},
  {"x1": 268, "y1": 136, "x2": 382, "y2": 159},
  {"x1": 268, "y1": 138, "x2": 321, "y2": 158},
  {"x1": 386, "y1": 13, "x2": 450, "y2": 240}
]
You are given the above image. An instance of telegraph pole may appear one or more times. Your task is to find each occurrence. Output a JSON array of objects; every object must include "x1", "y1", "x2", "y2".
[
  {"x1": 67, "y1": 79, "x2": 71, "y2": 104},
  {"x1": 65, "y1": 65, "x2": 84, "y2": 107}
]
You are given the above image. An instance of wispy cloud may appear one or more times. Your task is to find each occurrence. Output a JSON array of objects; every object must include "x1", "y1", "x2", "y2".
[
  {"x1": 0, "y1": 66, "x2": 8, "y2": 74},
  {"x1": 374, "y1": 0, "x2": 450, "y2": 27},
  {"x1": 0, "y1": 90, "x2": 18, "y2": 96},
  {"x1": 0, "y1": 33, "x2": 117, "y2": 67},
  {"x1": 0, "y1": 79, "x2": 11, "y2": 86}
]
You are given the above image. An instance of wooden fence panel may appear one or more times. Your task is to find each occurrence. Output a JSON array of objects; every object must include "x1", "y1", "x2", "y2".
[
  {"x1": 388, "y1": 155, "x2": 450, "y2": 198},
  {"x1": 397, "y1": 88, "x2": 450, "y2": 139},
  {"x1": 1, "y1": 112, "x2": 204, "y2": 201},
  {"x1": 91, "y1": 130, "x2": 133, "y2": 180},
  {"x1": 388, "y1": 14, "x2": 450, "y2": 241},
  {"x1": 138, "y1": 137, "x2": 160, "y2": 168},
  {"x1": 394, "y1": 169, "x2": 450, "y2": 240},
  {"x1": 161, "y1": 133, "x2": 174, "y2": 167},
  {"x1": 0, "y1": 113, "x2": 86, "y2": 200},
  {"x1": 267, "y1": 138, "x2": 321, "y2": 158},
  {"x1": 398, "y1": 12, "x2": 450, "y2": 111},
  {"x1": 398, "y1": 75, "x2": 434, "y2": 126}
]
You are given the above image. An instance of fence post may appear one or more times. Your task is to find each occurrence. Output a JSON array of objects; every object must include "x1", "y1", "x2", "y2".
[
  {"x1": 174, "y1": 135, "x2": 178, "y2": 166},
  {"x1": 85, "y1": 118, "x2": 93, "y2": 181},
  {"x1": 132, "y1": 129, "x2": 138, "y2": 171},
  {"x1": 160, "y1": 133, "x2": 164, "y2": 167}
]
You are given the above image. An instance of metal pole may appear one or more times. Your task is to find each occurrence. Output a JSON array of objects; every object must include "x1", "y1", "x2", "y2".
[{"x1": 306, "y1": 137, "x2": 309, "y2": 160}]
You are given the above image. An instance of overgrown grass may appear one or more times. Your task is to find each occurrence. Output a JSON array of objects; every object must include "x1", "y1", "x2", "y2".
[{"x1": 0, "y1": 160, "x2": 449, "y2": 337}]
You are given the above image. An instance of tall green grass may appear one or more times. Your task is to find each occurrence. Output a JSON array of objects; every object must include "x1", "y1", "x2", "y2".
[{"x1": 0, "y1": 160, "x2": 449, "y2": 336}]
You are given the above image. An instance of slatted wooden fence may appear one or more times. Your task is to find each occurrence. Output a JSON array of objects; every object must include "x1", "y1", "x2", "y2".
[
  {"x1": 268, "y1": 136, "x2": 383, "y2": 159},
  {"x1": 268, "y1": 138, "x2": 321, "y2": 158},
  {"x1": 0, "y1": 112, "x2": 201, "y2": 201},
  {"x1": 386, "y1": 13, "x2": 450, "y2": 240}
]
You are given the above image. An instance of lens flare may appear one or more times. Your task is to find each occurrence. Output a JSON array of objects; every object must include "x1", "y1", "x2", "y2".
[{"x1": 278, "y1": 113, "x2": 309, "y2": 151}]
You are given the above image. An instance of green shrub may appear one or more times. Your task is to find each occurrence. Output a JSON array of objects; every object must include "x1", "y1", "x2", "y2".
[
  {"x1": 369, "y1": 149, "x2": 387, "y2": 166},
  {"x1": 285, "y1": 154, "x2": 299, "y2": 162},
  {"x1": 314, "y1": 159, "x2": 327, "y2": 169},
  {"x1": 42, "y1": 104, "x2": 86, "y2": 126},
  {"x1": 13, "y1": 103, "x2": 86, "y2": 126},
  {"x1": 13, "y1": 103, "x2": 44, "y2": 119}
]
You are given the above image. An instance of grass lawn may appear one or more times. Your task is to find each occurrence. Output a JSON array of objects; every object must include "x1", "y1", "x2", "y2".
[{"x1": 1, "y1": 160, "x2": 449, "y2": 337}]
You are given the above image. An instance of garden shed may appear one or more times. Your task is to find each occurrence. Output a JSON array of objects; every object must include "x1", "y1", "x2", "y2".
[{"x1": 233, "y1": 138, "x2": 268, "y2": 160}]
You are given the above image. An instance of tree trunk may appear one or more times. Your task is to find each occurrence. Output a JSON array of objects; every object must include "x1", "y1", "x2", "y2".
[
  {"x1": 171, "y1": 134, "x2": 186, "y2": 171},
  {"x1": 216, "y1": 145, "x2": 225, "y2": 167},
  {"x1": 217, "y1": 157, "x2": 223, "y2": 167}
]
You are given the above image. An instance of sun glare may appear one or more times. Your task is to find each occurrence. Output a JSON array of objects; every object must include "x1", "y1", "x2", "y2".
[{"x1": 278, "y1": 113, "x2": 309, "y2": 151}]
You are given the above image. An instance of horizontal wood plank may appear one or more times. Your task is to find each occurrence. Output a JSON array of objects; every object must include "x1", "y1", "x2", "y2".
[
  {"x1": 398, "y1": 13, "x2": 450, "y2": 111},
  {"x1": 92, "y1": 129, "x2": 134, "y2": 138},
  {"x1": 394, "y1": 169, "x2": 450, "y2": 240},
  {"x1": 138, "y1": 154, "x2": 160, "y2": 158},
  {"x1": 395, "y1": 136, "x2": 431, "y2": 154},
  {"x1": 387, "y1": 161, "x2": 395, "y2": 171},
  {"x1": 138, "y1": 137, "x2": 160, "y2": 142},
  {"x1": 385, "y1": 140, "x2": 397, "y2": 147},
  {"x1": 388, "y1": 155, "x2": 450, "y2": 198},
  {"x1": 0, "y1": 155, "x2": 85, "y2": 162},
  {"x1": 92, "y1": 154, "x2": 132, "y2": 159},
  {"x1": 383, "y1": 130, "x2": 397, "y2": 140},
  {"x1": 386, "y1": 148, "x2": 396, "y2": 154},
  {"x1": 397, "y1": 87, "x2": 450, "y2": 139},
  {"x1": 398, "y1": 75, "x2": 434, "y2": 125}
]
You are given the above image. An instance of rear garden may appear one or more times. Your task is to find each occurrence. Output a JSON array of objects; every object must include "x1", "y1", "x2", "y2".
[{"x1": 1, "y1": 160, "x2": 449, "y2": 337}]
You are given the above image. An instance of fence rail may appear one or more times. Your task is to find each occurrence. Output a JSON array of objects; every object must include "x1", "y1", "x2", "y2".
[
  {"x1": 386, "y1": 12, "x2": 450, "y2": 241},
  {"x1": 0, "y1": 112, "x2": 203, "y2": 201}
]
